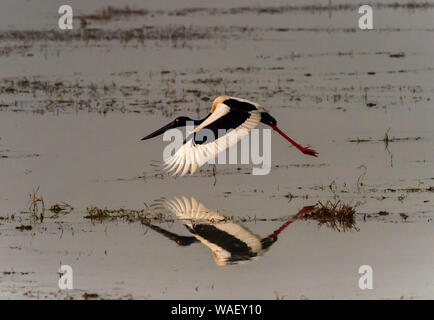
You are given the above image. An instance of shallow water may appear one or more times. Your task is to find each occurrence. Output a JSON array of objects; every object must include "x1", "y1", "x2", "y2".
[{"x1": 0, "y1": 0, "x2": 433, "y2": 299}]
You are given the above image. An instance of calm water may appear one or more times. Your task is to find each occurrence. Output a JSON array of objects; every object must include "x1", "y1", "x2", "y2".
[{"x1": 0, "y1": 0, "x2": 433, "y2": 299}]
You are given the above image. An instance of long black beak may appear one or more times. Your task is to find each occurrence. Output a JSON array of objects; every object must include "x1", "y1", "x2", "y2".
[
  {"x1": 141, "y1": 120, "x2": 177, "y2": 140},
  {"x1": 145, "y1": 223, "x2": 199, "y2": 246}
]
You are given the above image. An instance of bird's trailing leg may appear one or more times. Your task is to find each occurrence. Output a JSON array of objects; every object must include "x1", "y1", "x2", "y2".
[
  {"x1": 271, "y1": 125, "x2": 318, "y2": 157},
  {"x1": 263, "y1": 205, "x2": 318, "y2": 241}
]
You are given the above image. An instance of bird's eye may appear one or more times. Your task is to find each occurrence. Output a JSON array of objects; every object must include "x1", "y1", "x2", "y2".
[{"x1": 175, "y1": 119, "x2": 179, "y2": 122}]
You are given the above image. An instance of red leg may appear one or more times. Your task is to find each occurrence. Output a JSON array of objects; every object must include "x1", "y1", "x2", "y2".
[
  {"x1": 264, "y1": 205, "x2": 318, "y2": 240},
  {"x1": 271, "y1": 125, "x2": 318, "y2": 157}
]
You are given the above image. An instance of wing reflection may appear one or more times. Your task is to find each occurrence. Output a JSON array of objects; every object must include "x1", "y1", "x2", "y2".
[{"x1": 145, "y1": 196, "x2": 316, "y2": 266}]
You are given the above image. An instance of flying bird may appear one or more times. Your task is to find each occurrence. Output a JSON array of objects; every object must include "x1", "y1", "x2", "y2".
[
  {"x1": 147, "y1": 196, "x2": 317, "y2": 265},
  {"x1": 142, "y1": 96, "x2": 318, "y2": 176}
]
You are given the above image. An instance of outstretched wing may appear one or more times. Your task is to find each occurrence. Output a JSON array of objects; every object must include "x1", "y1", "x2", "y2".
[
  {"x1": 166, "y1": 196, "x2": 222, "y2": 224},
  {"x1": 166, "y1": 196, "x2": 263, "y2": 265},
  {"x1": 164, "y1": 97, "x2": 261, "y2": 177}
]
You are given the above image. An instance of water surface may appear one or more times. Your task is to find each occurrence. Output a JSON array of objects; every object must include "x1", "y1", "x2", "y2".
[{"x1": 0, "y1": 0, "x2": 433, "y2": 299}]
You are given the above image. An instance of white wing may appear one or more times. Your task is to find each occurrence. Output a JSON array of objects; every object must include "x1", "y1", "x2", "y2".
[
  {"x1": 166, "y1": 196, "x2": 223, "y2": 224},
  {"x1": 164, "y1": 109, "x2": 261, "y2": 177},
  {"x1": 166, "y1": 197, "x2": 263, "y2": 265}
]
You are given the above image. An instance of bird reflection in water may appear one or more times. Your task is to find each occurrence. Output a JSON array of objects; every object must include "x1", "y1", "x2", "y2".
[{"x1": 145, "y1": 197, "x2": 316, "y2": 266}]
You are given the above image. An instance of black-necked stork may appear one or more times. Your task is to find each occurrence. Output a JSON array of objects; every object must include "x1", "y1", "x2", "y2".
[
  {"x1": 142, "y1": 96, "x2": 318, "y2": 176},
  {"x1": 146, "y1": 196, "x2": 317, "y2": 266}
]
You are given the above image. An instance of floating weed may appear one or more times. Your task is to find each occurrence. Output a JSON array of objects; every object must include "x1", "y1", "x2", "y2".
[
  {"x1": 49, "y1": 202, "x2": 73, "y2": 215},
  {"x1": 301, "y1": 200, "x2": 359, "y2": 232},
  {"x1": 82, "y1": 292, "x2": 99, "y2": 300},
  {"x1": 377, "y1": 211, "x2": 390, "y2": 216},
  {"x1": 77, "y1": 3, "x2": 434, "y2": 22},
  {"x1": 347, "y1": 128, "x2": 422, "y2": 144},
  {"x1": 79, "y1": 5, "x2": 149, "y2": 21},
  {"x1": 400, "y1": 213, "x2": 409, "y2": 221},
  {"x1": 347, "y1": 138, "x2": 374, "y2": 143},
  {"x1": 15, "y1": 225, "x2": 32, "y2": 231},
  {"x1": 2, "y1": 270, "x2": 34, "y2": 275},
  {"x1": 84, "y1": 206, "x2": 171, "y2": 224}
]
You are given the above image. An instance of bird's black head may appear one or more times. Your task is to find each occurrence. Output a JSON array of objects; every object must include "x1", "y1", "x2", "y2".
[
  {"x1": 261, "y1": 236, "x2": 278, "y2": 250},
  {"x1": 260, "y1": 112, "x2": 277, "y2": 127},
  {"x1": 175, "y1": 236, "x2": 199, "y2": 246},
  {"x1": 173, "y1": 116, "x2": 191, "y2": 126},
  {"x1": 141, "y1": 116, "x2": 192, "y2": 140}
]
